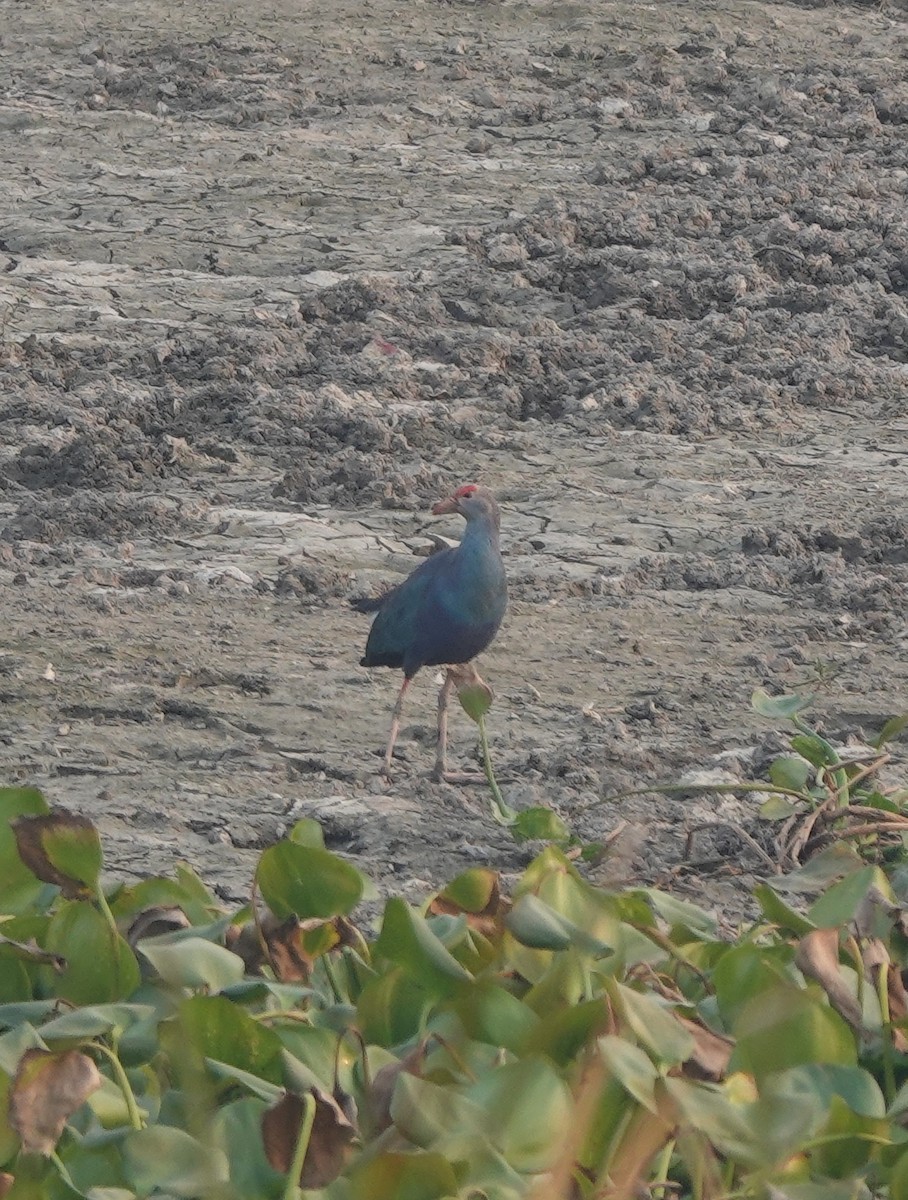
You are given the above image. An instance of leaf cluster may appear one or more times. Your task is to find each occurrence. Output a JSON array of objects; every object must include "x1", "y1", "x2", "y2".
[{"x1": 0, "y1": 714, "x2": 907, "y2": 1200}]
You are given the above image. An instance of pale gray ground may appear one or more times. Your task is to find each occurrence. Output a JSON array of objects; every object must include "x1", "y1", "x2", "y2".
[{"x1": 1, "y1": 0, "x2": 907, "y2": 920}]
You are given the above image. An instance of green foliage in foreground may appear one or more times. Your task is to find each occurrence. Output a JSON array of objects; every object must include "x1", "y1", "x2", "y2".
[{"x1": 0, "y1": 701, "x2": 907, "y2": 1200}]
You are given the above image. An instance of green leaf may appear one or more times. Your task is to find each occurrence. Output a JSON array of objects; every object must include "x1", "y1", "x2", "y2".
[
  {"x1": 811, "y1": 1092, "x2": 889, "y2": 1179},
  {"x1": 123, "y1": 1126, "x2": 229, "y2": 1196},
  {"x1": 458, "y1": 681, "x2": 492, "y2": 722},
  {"x1": 521, "y1": 999, "x2": 606, "y2": 1065},
  {"x1": 44, "y1": 901, "x2": 140, "y2": 1004},
  {"x1": 455, "y1": 980, "x2": 540, "y2": 1052},
  {"x1": 0, "y1": 1000, "x2": 61, "y2": 1033},
  {"x1": 769, "y1": 756, "x2": 812, "y2": 791},
  {"x1": 808, "y1": 865, "x2": 891, "y2": 928},
  {"x1": 772, "y1": 844, "x2": 866, "y2": 894},
  {"x1": 731, "y1": 983, "x2": 857, "y2": 1080},
  {"x1": 374, "y1": 898, "x2": 472, "y2": 995},
  {"x1": 793, "y1": 1063, "x2": 885, "y2": 1119},
  {"x1": 872, "y1": 713, "x2": 908, "y2": 750},
  {"x1": 515, "y1": 847, "x2": 620, "y2": 949},
  {"x1": 631, "y1": 888, "x2": 717, "y2": 939},
  {"x1": 256, "y1": 841, "x2": 364, "y2": 919},
  {"x1": 0, "y1": 1068, "x2": 19, "y2": 1165},
  {"x1": 206, "y1": 1059, "x2": 284, "y2": 1104},
  {"x1": 891, "y1": 1145, "x2": 908, "y2": 1200},
  {"x1": 177, "y1": 995, "x2": 284, "y2": 1082},
  {"x1": 436, "y1": 867, "x2": 498, "y2": 913},
  {"x1": 752, "y1": 689, "x2": 813, "y2": 719},
  {"x1": 760, "y1": 793, "x2": 803, "y2": 820},
  {"x1": 713, "y1": 943, "x2": 793, "y2": 1025},
  {"x1": 790, "y1": 732, "x2": 840, "y2": 769},
  {"x1": 212, "y1": 1097, "x2": 285, "y2": 1200},
  {"x1": 288, "y1": 818, "x2": 325, "y2": 849},
  {"x1": 506, "y1": 894, "x2": 611, "y2": 955},
  {"x1": 511, "y1": 806, "x2": 571, "y2": 842},
  {"x1": 0, "y1": 787, "x2": 51, "y2": 913},
  {"x1": 39, "y1": 1004, "x2": 155, "y2": 1042},
  {"x1": 390, "y1": 1072, "x2": 485, "y2": 1148},
  {"x1": 41, "y1": 813, "x2": 103, "y2": 893},
  {"x1": 598, "y1": 1034, "x2": 659, "y2": 1112},
  {"x1": 465, "y1": 1056, "x2": 572, "y2": 1173},
  {"x1": 0, "y1": 951, "x2": 31, "y2": 1004},
  {"x1": 348, "y1": 1151, "x2": 459, "y2": 1200},
  {"x1": 608, "y1": 981, "x2": 694, "y2": 1065},
  {"x1": 86, "y1": 1073, "x2": 149, "y2": 1130},
  {"x1": 754, "y1": 884, "x2": 816, "y2": 936},
  {"x1": 110, "y1": 875, "x2": 214, "y2": 927},
  {"x1": 666, "y1": 1073, "x2": 826, "y2": 1170},
  {"x1": 506, "y1": 894, "x2": 572, "y2": 950},
  {"x1": 356, "y1": 968, "x2": 432, "y2": 1046},
  {"x1": 137, "y1": 935, "x2": 244, "y2": 991},
  {"x1": 219, "y1": 980, "x2": 314, "y2": 1008}
]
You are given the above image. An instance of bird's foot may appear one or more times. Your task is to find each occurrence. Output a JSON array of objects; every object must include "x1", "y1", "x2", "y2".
[{"x1": 432, "y1": 767, "x2": 489, "y2": 785}]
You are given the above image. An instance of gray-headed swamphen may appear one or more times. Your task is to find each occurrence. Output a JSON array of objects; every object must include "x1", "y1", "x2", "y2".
[{"x1": 353, "y1": 484, "x2": 508, "y2": 779}]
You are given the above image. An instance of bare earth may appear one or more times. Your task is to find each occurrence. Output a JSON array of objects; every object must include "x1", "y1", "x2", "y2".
[{"x1": 2, "y1": 0, "x2": 907, "y2": 919}]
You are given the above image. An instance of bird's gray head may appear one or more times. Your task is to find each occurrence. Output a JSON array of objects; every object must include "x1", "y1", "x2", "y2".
[{"x1": 431, "y1": 483, "x2": 500, "y2": 529}]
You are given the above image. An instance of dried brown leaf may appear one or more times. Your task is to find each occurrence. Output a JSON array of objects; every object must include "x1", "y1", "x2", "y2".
[
  {"x1": 795, "y1": 928, "x2": 864, "y2": 1032},
  {"x1": 677, "y1": 1016, "x2": 734, "y2": 1082},
  {"x1": 11, "y1": 809, "x2": 97, "y2": 900},
  {"x1": 225, "y1": 920, "x2": 267, "y2": 974},
  {"x1": 0, "y1": 1173, "x2": 12, "y2": 1198},
  {"x1": 126, "y1": 905, "x2": 191, "y2": 947},
  {"x1": 229, "y1": 912, "x2": 355, "y2": 982},
  {"x1": 261, "y1": 1086, "x2": 357, "y2": 1188},
  {"x1": 862, "y1": 939, "x2": 908, "y2": 1052},
  {"x1": 10, "y1": 1048, "x2": 102, "y2": 1155},
  {"x1": 368, "y1": 1041, "x2": 428, "y2": 1135},
  {"x1": 427, "y1": 876, "x2": 509, "y2": 938}
]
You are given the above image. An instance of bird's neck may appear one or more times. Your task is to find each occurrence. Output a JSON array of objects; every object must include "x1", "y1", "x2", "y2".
[{"x1": 460, "y1": 518, "x2": 500, "y2": 558}]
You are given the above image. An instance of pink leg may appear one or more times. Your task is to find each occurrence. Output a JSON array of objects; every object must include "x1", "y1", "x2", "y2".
[
  {"x1": 432, "y1": 669, "x2": 457, "y2": 781},
  {"x1": 382, "y1": 676, "x2": 410, "y2": 777}
]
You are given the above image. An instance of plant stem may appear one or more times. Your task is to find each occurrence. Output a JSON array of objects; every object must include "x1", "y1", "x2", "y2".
[
  {"x1": 877, "y1": 966, "x2": 897, "y2": 1106},
  {"x1": 477, "y1": 714, "x2": 517, "y2": 826},
  {"x1": 50, "y1": 1151, "x2": 77, "y2": 1187},
  {"x1": 651, "y1": 1138, "x2": 675, "y2": 1195},
  {"x1": 95, "y1": 884, "x2": 121, "y2": 945},
  {"x1": 283, "y1": 1092, "x2": 317, "y2": 1200},
  {"x1": 90, "y1": 1040, "x2": 144, "y2": 1130}
]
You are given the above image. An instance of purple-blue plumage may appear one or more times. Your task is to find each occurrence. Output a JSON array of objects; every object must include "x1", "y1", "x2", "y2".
[{"x1": 359, "y1": 485, "x2": 507, "y2": 678}]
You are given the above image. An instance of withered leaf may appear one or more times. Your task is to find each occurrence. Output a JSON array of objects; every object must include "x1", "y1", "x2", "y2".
[
  {"x1": 795, "y1": 927, "x2": 864, "y2": 1033},
  {"x1": 126, "y1": 905, "x2": 191, "y2": 948},
  {"x1": 261, "y1": 1085, "x2": 357, "y2": 1188},
  {"x1": 862, "y1": 938, "x2": 908, "y2": 1053},
  {"x1": 10, "y1": 1048, "x2": 102, "y2": 1155},
  {"x1": 677, "y1": 1016, "x2": 734, "y2": 1082},
  {"x1": 0, "y1": 1172, "x2": 12, "y2": 1198},
  {"x1": 228, "y1": 912, "x2": 357, "y2": 981},
  {"x1": 12, "y1": 808, "x2": 101, "y2": 900},
  {"x1": 428, "y1": 875, "x2": 509, "y2": 938},
  {"x1": 368, "y1": 1040, "x2": 429, "y2": 1135}
]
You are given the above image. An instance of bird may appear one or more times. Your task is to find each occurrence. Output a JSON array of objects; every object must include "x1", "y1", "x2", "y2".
[{"x1": 353, "y1": 483, "x2": 508, "y2": 780}]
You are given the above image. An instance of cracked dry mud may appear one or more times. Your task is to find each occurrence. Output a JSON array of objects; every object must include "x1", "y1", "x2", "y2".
[{"x1": 2, "y1": 0, "x2": 907, "y2": 920}]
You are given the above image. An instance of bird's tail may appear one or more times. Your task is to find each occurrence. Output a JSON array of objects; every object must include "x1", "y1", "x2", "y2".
[{"x1": 350, "y1": 594, "x2": 386, "y2": 614}]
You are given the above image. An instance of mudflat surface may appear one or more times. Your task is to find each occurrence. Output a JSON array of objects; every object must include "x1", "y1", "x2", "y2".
[{"x1": 2, "y1": 0, "x2": 907, "y2": 917}]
